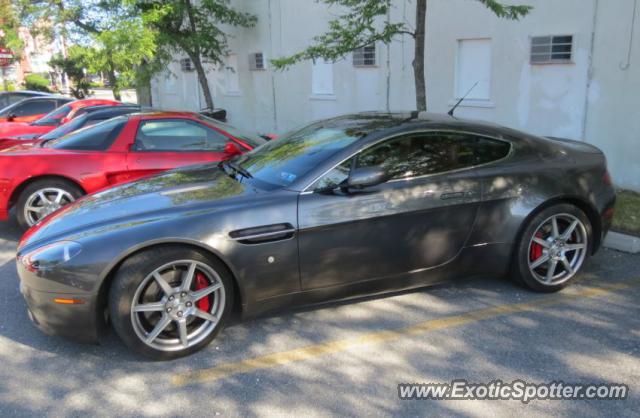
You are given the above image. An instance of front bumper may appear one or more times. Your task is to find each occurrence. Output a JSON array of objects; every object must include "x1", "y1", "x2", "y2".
[{"x1": 18, "y1": 264, "x2": 101, "y2": 343}]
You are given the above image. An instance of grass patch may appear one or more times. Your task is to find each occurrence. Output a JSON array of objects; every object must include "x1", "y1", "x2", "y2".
[{"x1": 612, "y1": 189, "x2": 640, "y2": 236}]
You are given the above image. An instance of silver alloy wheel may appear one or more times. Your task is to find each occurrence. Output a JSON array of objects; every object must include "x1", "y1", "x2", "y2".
[
  {"x1": 131, "y1": 260, "x2": 226, "y2": 352},
  {"x1": 527, "y1": 213, "x2": 588, "y2": 285},
  {"x1": 23, "y1": 187, "x2": 75, "y2": 226}
]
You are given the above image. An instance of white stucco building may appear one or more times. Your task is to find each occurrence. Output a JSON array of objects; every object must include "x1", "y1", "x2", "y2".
[{"x1": 150, "y1": 0, "x2": 640, "y2": 191}]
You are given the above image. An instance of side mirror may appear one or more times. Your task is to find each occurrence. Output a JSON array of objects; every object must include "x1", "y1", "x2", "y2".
[
  {"x1": 347, "y1": 166, "x2": 389, "y2": 189},
  {"x1": 224, "y1": 142, "x2": 242, "y2": 156},
  {"x1": 7, "y1": 113, "x2": 16, "y2": 122}
]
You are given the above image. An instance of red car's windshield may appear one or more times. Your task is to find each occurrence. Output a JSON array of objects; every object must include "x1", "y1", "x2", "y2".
[{"x1": 31, "y1": 105, "x2": 72, "y2": 127}]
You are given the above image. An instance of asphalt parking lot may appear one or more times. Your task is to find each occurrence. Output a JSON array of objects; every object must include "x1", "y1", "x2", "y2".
[{"x1": 0, "y1": 219, "x2": 638, "y2": 417}]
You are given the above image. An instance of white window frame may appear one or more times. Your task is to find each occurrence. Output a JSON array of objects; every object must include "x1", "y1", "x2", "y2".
[
  {"x1": 224, "y1": 54, "x2": 241, "y2": 96},
  {"x1": 353, "y1": 44, "x2": 377, "y2": 67},
  {"x1": 451, "y1": 38, "x2": 494, "y2": 108},
  {"x1": 310, "y1": 58, "x2": 335, "y2": 100},
  {"x1": 530, "y1": 35, "x2": 574, "y2": 65}
]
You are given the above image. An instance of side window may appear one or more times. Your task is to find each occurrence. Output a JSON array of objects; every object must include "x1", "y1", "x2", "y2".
[
  {"x1": 313, "y1": 158, "x2": 353, "y2": 190},
  {"x1": 13, "y1": 100, "x2": 57, "y2": 116},
  {"x1": 134, "y1": 119, "x2": 229, "y2": 152},
  {"x1": 470, "y1": 136, "x2": 511, "y2": 165},
  {"x1": 7, "y1": 94, "x2": 26, "y2": 105},
  {"x1": 356, "y1": 132, "x2": 501, "y2": 180}
]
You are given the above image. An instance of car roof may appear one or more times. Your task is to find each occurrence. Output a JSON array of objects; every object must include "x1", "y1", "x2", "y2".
[
  {"x1": 85, "y1": 106, "x2": 141, "y2": 119},
  {"x1": 129, "y1": 110, "x2": 199, "y2": 119}
]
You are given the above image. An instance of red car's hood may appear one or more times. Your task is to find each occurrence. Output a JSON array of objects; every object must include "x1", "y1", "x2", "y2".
[{"x1": 0, "y1": 122, "x2": 53, "y2": 137}]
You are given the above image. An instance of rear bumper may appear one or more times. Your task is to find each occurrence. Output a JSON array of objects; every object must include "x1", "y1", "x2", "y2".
[{"x1": 18, "y1": 264, "x2": 101, "y2": 343}]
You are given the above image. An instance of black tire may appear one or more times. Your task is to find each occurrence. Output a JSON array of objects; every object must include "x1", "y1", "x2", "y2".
[
  {"x1": 15, "y1": 178, "x2": 84, "y2": 230},
  {"x1": 109, "y1": 246, "x2": 234, "y2": 360},
  {"x1": 512, "y1": 203, "x2": 592, "y2": 293}
]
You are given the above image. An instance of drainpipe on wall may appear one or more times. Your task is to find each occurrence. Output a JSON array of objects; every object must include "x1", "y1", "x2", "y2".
[
  {"x1": 268, "y1": 0, "x2": 279, "y2": 132},
  {"x1": 619, "y1": 0, "x2": 637, "y2": 70},
  {"x1": 386, "y1": 4, "x2": 391, "y2": 112},
  {"x1": 581, "y1": 0, "x2": 599, "y2": 142}
]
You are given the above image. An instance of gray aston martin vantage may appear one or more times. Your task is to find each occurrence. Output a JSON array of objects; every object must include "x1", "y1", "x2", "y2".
[{"x1": 16, "y1": 112, "x2": 616, "y2": 359}]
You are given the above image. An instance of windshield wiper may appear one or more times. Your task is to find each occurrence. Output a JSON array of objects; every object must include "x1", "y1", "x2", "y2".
[{"x1": 218, "y1": 160, "x2": 253, "y2": 179}]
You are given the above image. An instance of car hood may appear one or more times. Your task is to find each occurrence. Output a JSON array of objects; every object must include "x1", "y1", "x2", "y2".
[{"x1": 21, "y1": 164, "x2": 263, "y2": 248}]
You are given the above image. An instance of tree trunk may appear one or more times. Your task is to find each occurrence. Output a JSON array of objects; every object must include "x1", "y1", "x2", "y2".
[
  {"x1": 183, "y1": 0, "x2": 214, "y2": 110},
  {"x1": 412, "y1": 0, "x2": 427, "y2": 111},
  {"x1": 107, "y1": 68, "x2": 121, "y2": 101},
  {"x1": 189, "y1": 52, "x2": 214, "y2": 110}
]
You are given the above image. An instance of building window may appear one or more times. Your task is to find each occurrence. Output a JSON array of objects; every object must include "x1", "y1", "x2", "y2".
[
  {"x1": 249, "y1": 52, "x2": 265, "y2": 71},
  {"x1": 455, "y1": 38, "x2": 492, "y2": 101},
  {"x1": 312, "y1": 58, "x2": 334, "y2": 96},
  {"x1": 353, "y1": 44, "x2": 376, "y2": 67},
  {"x1": 530, "y1": 35, "x2": 573, "y2": 64},
  {"x1": 180, "y1": 58, "x2": 194, "y2": 72},
  {"x1": 224, "y1": 54, "x2": 240, "y2": 94}
]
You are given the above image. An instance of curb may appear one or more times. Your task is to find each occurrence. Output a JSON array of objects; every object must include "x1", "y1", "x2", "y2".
[{"x1": 604, "y1": 231, "x2": 640, "y2": 254}]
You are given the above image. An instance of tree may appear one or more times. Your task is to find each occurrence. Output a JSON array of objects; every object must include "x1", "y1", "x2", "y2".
[
  {"x1": 18, "y1": 0, "x2": 157, "y2": 100},
  {"x1": 49, "y1": 46, "x2": 92, "y2": 98},
  {"x1": 0, "y1": 0, "x2": 23, "y2": 90},
  {"x1": 272, "y1": 0, "x2": 532, "y2": 111},
  {"x1": 135, "y1": 0, "x2": 257, "y2": 110}
]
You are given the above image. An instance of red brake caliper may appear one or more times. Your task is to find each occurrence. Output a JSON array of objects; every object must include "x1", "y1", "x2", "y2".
[
  {"x1": 195, "y1": 272, "x2": 211, "y2": 312},
  {"x1": 530, "y1": 231, "x2": 544, "y2": 262}
]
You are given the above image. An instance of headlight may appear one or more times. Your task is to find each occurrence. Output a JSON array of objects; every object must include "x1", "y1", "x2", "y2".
[{"x1": 20, "y1": 241, "x2": 83, "y2": 272}]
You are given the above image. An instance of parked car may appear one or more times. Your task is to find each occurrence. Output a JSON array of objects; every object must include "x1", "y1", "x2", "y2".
[
  {"x1": 0, "y1": 96, "x2": 73, "y2": 123},
  {"x1": 0, "y1": 111, "x2": 266, "y2": 228},
  {"x1": 0, "y1": 98, "x2": 121, "y2": 139},
  {"x1": 15, "y1": 112, "x2": 616, "y2": 359},
  {"x1": 0, "y1": 90, "x2": 51, "y2": 110},
  {"x1": 0, "y1": 105, "x2": 142, "y2": 150}
]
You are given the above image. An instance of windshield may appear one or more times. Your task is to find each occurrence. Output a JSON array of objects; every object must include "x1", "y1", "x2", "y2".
[
  {"x1": 31, "y1": 104, "x2": 72, "y2": 127},
  {"x1": 47, "y1": 116, "x2": 127, "y2": 150},
  {"x1": 233, "y1": 120, "x2": 366, "y2": 187},
  {"x1": 39, "y1": 114, "x2": 88, "y2": 140},
  {"x1": 197, "y1": 115, "x2": 266, "y2": 148}
]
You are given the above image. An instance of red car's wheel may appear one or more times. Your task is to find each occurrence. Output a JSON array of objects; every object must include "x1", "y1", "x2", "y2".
[{"x1": 15, "y1": 179, "x2": 84, "y2": 229}]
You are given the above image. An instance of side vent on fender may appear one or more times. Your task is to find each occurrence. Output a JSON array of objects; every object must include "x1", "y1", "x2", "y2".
[{"x1": 229, "y1": 223, "x2": 295, "y2": 244}]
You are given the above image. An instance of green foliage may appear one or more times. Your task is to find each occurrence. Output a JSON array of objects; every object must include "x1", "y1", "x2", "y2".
[
  {"x1": 134, "y1": 0, "x2": 257, "y2": 108},
  {"x1": 136, "y1": 0, "x2": 257, "y2": 66},
  {"x1": 49, "y1": 46, "x2": 93, "y2": 98},
  {"x1": 19, "y1": 1, "x2": 159, "y2": 100},
  {"x1": 272, "y1": 0, "x2": 403, "y2": 69},
  {"x1": 0, "y1": 81, "x2": 16, "y2": 91},
  {"x1": 24, "y1": 73, "x2": 51, "y2": 92},
  {"x1": 272, "y1": 0, "x2": 532, "y2": 69},
  {"x1": 0, "y1": 0, "x2": 23, "y2": 58}
]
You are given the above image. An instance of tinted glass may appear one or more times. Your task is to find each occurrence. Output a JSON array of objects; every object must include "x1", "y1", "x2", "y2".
[
  {"x1": 356, "y1": 132, "x2": 510, "y2": 179},
  {"x1": 32, "y1": 104, "x2": 72, "y2": 126},
  {"x1": 134, "y1": 119, "x2": 229, "y2": 152},
  {"x1": 235, "y1": 121, "x2": 365, "y2": 186},
  {"x1": 39, "y1": 114, "x2": 90, "y2": 140},
  {"x1": 48, "y1": 117, "x2": 127, "y2": 151},
  {"x1": 197, "y1": 115, "x2": 266, "y2": 148},
  {"x1": 12, "y1": 99, "x2": 57, "y2": 116}
]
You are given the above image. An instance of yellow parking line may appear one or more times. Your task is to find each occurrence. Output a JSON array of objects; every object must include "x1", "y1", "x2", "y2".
[{"x1": 172, "y1": 279, "x2": 639, "y2": 387}]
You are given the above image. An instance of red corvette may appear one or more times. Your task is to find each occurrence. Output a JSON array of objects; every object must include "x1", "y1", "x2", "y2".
[
  {"x1": 0, "y1": 98, "x2": 120, "y2": 140},
  {"x1": 0, "y1": 95, "x2": 72, "y2": 123},
  {"x1": 0, "y1": 111, "x2": 266, "y2": 228}
]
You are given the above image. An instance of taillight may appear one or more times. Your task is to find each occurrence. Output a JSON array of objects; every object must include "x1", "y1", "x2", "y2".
[{"x1": 603, "y1": 170, "x2": 613, "y2": 186}]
